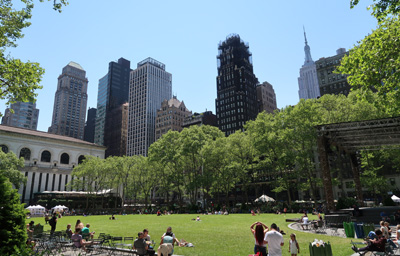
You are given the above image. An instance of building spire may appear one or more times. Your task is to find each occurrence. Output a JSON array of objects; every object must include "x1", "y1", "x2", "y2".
[{"x1": 303, "y1": 26, "x2": 313, "y2": 65}]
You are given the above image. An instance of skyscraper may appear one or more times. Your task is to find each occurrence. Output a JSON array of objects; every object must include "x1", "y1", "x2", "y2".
[
  {"x1": 216, "y1": 34, "x2": 259, "y2": 136},
  {"x1": 127, "y1": 57, "x2": 172, "y2": 156},
  {"x1": 256, "y1": 81, "x2": 277, "y2": 114},
  {"x1": 316, "y1": 48, "x2": 351, "y2": 96},
  {"x1": 48, "y1": 62, "x2": 88, "y2": 139},
  {"x1": 83, "y1": 107, "x2": 96, "y2": 143},
  {"x1": 155, "y1": 96, "x2": 191, "y2": 140},
  {"x1": 1, "y1": 102, "x2": 39, "y2": 130},
  {"x1": 298, "y1": 29, "x2": 320, "y2": 100},
  {"x1": 94, "y1": 58, "x2": 132, "y2": 157}
]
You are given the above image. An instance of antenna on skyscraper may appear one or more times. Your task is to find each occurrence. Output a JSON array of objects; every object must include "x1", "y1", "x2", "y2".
[{"x1": 303, "y1": 25, "x2": 308, "y2": 45}]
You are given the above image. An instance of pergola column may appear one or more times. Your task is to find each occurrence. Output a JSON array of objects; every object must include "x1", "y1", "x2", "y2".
[
  {"x1": 317, "y1": 135, "x2": 335, "y2": 212},
  {"x1": 350, "y1": 153, "x2": 364, "y2": 206}
]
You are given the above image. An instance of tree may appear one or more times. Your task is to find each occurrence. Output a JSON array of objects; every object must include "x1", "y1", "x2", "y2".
[
  {"x1": 0, "y1": 150, "x2": 25, "y2": 189},
  {"x1": 148, "y1": 130, "x2": 183, "y2": 206},
  {"x1": 70, "y1": 156, "x2": 109, "y2": 209},
  {"x1": 179, "y1": 125, "x2": 224, "y2": 205},
  {"x1": 225, "y1": 131, "x2": 255, "y2": 205},
  {"x1": 360, "y1": 152, "x2": 392, "y2": 203},
  {"x1": 350, "y1": 0, "x2": 400, "y2": 20},
  {"x1": 337, "y1": 17, "x2": 400, "y2": 115},
  {"x1": 0, "y1": 0, "x2": 68, "y2": 116},
  {"x1": 0, "y1": 175, "x2": 27, "y2": 255}
]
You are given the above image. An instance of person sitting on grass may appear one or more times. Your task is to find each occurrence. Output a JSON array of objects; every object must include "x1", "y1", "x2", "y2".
[
  {"x1": 158, "y1": 230, "x2": 180, "y2": 256},
  {"x1": 352, "y1": 229, "x2": 386, "y2": 253}
]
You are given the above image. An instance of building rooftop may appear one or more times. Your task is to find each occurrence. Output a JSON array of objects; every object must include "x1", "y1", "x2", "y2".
[
  {"x1": 68, "y1": 61, "x2": 84, "y2": 70},
  {"x1": 0, "y1": 125, "x2": 105, "y2": 148},
  {"x1": 137, "y1": 57, "x2": 165, "y2": 70}
]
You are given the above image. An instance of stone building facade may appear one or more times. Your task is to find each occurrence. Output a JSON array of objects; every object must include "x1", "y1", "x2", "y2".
[
  {"x1": 256, "y1": 81, "x2": 277, "y2": 114},
  {"x1": 0, "y1": 125, "x2": 105, "y2": 205},
  {"x1": 155, "y1": 96, "x2": 191, "y2": 140},
  {"x1": 316, "y1": 48, "x2": 351, "y2": 96}
]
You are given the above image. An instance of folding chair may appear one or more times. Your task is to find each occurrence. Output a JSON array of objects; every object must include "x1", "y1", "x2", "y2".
[
  {"x1": 317, "y1": 220, "x2": 326, "y2": 233},
  {"x1": 122, "y1": 237, "x2": 134, "y2": 249},
  {"x1": 111, "y1": 236, "x2": 123, "y2": 249}
]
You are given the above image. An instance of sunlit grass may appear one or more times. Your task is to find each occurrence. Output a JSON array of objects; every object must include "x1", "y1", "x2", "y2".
[{"x1": 29, "y1": 213, "x2": 355, "y2": 256}]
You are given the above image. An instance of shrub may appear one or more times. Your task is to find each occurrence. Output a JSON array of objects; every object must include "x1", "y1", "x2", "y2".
[
  {"x1": 336, "y1": 197, "x2": 356, "y2": 210},
  {"x1": 0, "y1": 175, "x2": 28, "y2": 255}
]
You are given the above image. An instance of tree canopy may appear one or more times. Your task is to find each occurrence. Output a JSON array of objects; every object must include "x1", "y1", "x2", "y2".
[
  {"x1": 351, "y1": 0, "x2": 400, "y2": 20},
  {"x1": 337, "y1": 16, "x2": 400, "y2": 115},
  {"x1": 0, "y1": 150, "x2": 26, "y2": 189},
  {"x1": 0, "y1": 0, "x2": 68, "y2": 116}
]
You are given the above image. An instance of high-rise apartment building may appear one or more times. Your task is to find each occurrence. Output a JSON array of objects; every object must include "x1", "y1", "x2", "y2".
[
  {"x1": 94, "y1": 74, "x2": 108, "y2": 146},
  {"x1": 298, "y1": 30, "x2": 320, "y2": 100},
  {"x1": 256, "y1": 81, "x2": 277, "y2": 114},
  {"x1": 316, "y1": 48, "x2": 351, "y2": 96},
  {"x1": 1, "y1": 102, "x2": 39, "y2": 130},
  {"x1": 93, "y1": 58, "x2": 132, "y2": 157},
  {"x1": 127, "y1": 58, "x2": 172, "y2": 156},
  {"x1": 216, "y1": 34, "x2": 259, "y2": 136},
  {"x1": 48, "y1": 62, "x2": 88, "y2": 139},
  {"x1": 105, "y1": 102, "x2": 129, "y2": 156},
  {"x1": 83, "y1": 107, "x2": 96, "y2": 143},
  {"x1": 155, "y1": 96, "x2": 191, "y2": 140}
]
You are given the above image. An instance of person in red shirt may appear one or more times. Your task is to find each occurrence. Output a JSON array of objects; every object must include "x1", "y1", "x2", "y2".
[{"x1": 352, "y1": 229, "x2": 386, "y2": 253}]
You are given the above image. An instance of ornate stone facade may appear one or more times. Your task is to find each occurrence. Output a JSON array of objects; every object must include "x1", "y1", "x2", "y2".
[{"x1": 0, "y1": 125, "x2": 105, "y2": 204}]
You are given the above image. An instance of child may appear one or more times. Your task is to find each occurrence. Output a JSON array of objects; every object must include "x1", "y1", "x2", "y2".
[{"x1": 289, "y1": 233, "x2": 300, "y2": 256}]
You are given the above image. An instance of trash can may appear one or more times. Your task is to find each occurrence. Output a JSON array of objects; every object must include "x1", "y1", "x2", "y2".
[
  {"x1": 309, "y1": 242, "x2": 333, "y2": 256},
  {"x1": 363, "y1": 223, "x2": 375, "y2": 236},
  {"x1": 343, "y1": 222, "x2": 355, "y2": 238},
  {"x1": 354, "y1": 223, "x2": 365, "y2": 238}
]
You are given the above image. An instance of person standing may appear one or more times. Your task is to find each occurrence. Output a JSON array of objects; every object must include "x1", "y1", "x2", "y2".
[
  {"x1": 250, "y1": 221, "x2": 268, "y2": 256},
  {"x1": 264, "y1": 223, "x2": 284, "y2": 256},
  {"x1": 289, "y1": 233, "x2": 300, "y2": 256},
  {"x1": 49, "y1": 213, "x2": 57, "y2": 234}
]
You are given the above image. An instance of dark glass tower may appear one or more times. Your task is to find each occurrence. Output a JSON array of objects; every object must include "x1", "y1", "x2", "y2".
[
  {"x1": 216, "y1": 34, "x2": 259, "y2": 135},
  {"x1": 83, "y1": 107, "x2": 96, "y2": 143},
  {"x1": 94, "y1": 58, "x2": 132, "y2": 157}
]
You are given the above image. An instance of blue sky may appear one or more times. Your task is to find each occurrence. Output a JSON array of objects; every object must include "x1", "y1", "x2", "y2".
[{"x1": 1, "y1": 0, "x2": 377, "y2": 132}]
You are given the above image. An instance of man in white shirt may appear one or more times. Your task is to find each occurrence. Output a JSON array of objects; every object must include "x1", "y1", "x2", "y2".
[{"x1": 264, "y1": 223, "x2": 284, "y2": 256}]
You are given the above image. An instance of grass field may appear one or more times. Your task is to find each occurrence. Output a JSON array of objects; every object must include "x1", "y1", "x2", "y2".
[{"x1": 29, "y1": 213, "x2": 356, "y2": 256}]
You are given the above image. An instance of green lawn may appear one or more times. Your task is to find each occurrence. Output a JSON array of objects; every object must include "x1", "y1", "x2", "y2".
[{"x1": 29, "y1": 213, "x2": 356, "y2": 256}]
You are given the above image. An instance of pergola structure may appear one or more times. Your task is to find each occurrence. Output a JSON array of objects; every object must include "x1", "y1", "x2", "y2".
[{"x1": 316, "y1": 116, "x2": 400, "y2": 211}]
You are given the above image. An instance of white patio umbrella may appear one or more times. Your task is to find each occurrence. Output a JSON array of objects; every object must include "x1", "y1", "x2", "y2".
[
  {"x1": 26, "y1": 205, "x2": 45, "y2": 215},
  {"x1": 52, "y1": 205, "x2": 68, "y2": 212},
  {"x1": 391, "y1": 195, "x2": 400, "y2": 203},
  {"x1": 255, "y1": 194, "x2": 275, "y2": 203}
]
